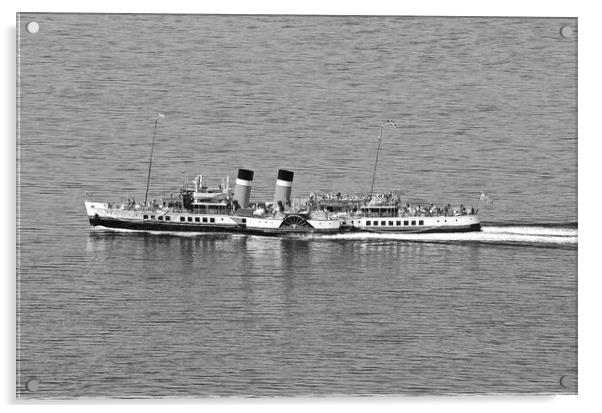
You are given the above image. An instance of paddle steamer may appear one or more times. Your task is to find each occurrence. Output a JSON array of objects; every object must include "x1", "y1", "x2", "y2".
[
  {"x1": 85, "y1": 169, "x2": 341, "y2": 235},
  {"x1": 84, "y1": 117, "x2": 482, "y2": 235}
]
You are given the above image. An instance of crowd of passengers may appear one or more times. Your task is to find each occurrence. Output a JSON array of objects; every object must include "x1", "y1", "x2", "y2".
[
  {"x1": 310, "y1": 192, "x2": 379, "y2": 203},
  {"x1": 109, "y1": 193, "x2": 476, "y2": 217},
  {"x1": 107, "y1": 198, "x2": 167, "y2": 211},
  {"x1": 309, "y1": 191, "x2": 477, "y2": 217},
  {"x1": 397, "y1": 203, "x2": 476, "y2": 217}
]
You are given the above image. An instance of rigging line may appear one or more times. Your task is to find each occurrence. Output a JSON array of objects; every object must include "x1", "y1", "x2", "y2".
[
  {"x1": 144, "y1": 118, "x2": 159, "y2": 205},
  {"x1": 369, "y1": 125, "x2": 384, "y2": 198}
]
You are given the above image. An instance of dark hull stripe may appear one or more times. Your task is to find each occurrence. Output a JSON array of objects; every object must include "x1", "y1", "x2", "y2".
[
  {"x1": 89, "y1": 217, "x2": 339, "y2": 235},
  {"x1": 349, "y1": 223, "x2": 481, "y2": 233}
]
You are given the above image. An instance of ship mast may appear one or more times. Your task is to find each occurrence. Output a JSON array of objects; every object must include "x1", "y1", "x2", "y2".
[
  {"x1": 369, "y1": 120, "x2": 397, "y2": 198},
  {"x1": 144, "y1": 113, "x2": 164, "y2": 206}
]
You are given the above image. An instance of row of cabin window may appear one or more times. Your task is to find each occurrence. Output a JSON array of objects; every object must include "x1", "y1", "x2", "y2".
[
  {"x1": 143, "y1": 214, "x2": 172, "y2": 221},
  {"x1": 365, "y1": 219, "x2": 424, "y2": 226},
  {"x1": 142, "y1": 215, "x2": 216, "y2": 223}
]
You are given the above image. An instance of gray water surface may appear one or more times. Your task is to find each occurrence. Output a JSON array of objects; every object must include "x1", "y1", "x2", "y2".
[{"x1": 17, "y1": 14, "x2": 577, "y2": 398}]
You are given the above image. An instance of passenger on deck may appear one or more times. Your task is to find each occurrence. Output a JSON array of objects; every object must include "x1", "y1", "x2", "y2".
[{"x1": 253, "y1": 206, "x2": 265, "y2": 216}]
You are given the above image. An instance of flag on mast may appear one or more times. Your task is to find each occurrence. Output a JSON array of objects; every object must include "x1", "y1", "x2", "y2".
[
  {"x1": 157, "y1": 113, "x2": 165, "y2": 119},
  {"x1": 385, "y1": 120, "x2": 397, "y2": 128}
]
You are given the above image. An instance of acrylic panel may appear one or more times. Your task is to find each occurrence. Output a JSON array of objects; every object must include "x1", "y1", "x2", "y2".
[{"x1": 16, "y1": 13, "x2": 577, "y2": 398}]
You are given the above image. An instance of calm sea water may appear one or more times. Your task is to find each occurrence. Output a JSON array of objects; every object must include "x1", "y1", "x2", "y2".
[{"x1": 17, "y1": 14, "x2": 577, "y2": 398}]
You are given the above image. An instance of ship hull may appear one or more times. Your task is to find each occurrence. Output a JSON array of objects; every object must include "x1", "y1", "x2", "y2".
[
  {"x1": 340, "y1": 214, "x2": 481, "y2": 233},
  {"x1": 86, "y1": 202, "x2": 478, "y2": 236},
  {"x1": 89, "y1": 216, "x2": 478, "y2": 235}
]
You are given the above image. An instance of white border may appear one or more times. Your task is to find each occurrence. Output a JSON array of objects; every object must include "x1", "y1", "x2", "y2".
[
  {"x1": 3, "y1": 1, "x2": 600, "y2": 412},
  {"x1": 0, "y1": 0, "x2": 588, "y2": 16}
]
